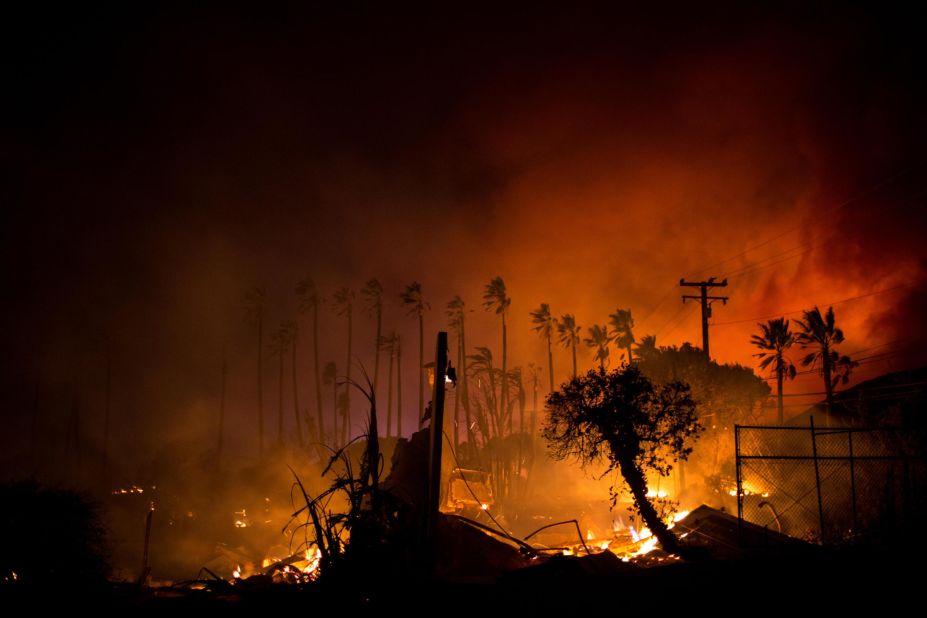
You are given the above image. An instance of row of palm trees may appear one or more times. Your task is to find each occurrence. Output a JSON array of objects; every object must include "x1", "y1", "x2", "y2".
[
  {"x1": 751, "y1": 306, "x2": 858, "y2": 424},
  {"x1": 241, "y1": 273, "x2": 856, "y2": 461}
]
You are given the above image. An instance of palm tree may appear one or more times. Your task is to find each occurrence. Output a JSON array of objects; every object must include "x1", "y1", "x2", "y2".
[
  {"x1": 467, "y1": 346, "x2": 499, "y2": 443},
  {"x1": 795, "y1": 306, "x2": 856, "y2": 420},
  {"x1": 584, "y1": 323, "x2": 612, "y2": 370},
  {"x1": 332, "y1": 287, "x2": 355, "y2": 444},
  {"x1": 244, "y1": 286, "x2": 267, "y2": 459},
  {"x1": 269, "y1": 321, "x2": 296, "y2": 448},
  {"x1": 530, "y1": 303, "x2": 556, "y2": 393},
  {"x1": 447, "y1": 295, "x2": 472, "y2": 448},
  {"x1": 483, "y1": 277, "x2": 512, "y2": 433},
  {"x1": 362, "y1": 278, "x2": 384, "y2": 398},
  {"x1": 751, "y1": 318, "x2": 797, "y2": 425},
  {"x1": 608, "y1": 308, "x2": 636, "y2": 364},
  {"x1": 557, "y1": 314, "x2": 581, "y2": 377},
  {"x1": 634, "y1": 334, "x2": 659, "y2": 363},
  {"x1": 296, "y1": 279, "x2": 324, "y2": 446},
  {"x1": 378, "y1": 332, "x2": 398, "y2": 438},
  {"x1": 400, "y1": 282, "x2": 429, "y2": 425}
]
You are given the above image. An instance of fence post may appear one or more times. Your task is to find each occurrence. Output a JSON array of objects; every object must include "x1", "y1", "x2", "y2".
[
  {"x1": 848, "y1": 429, "x2": 858, "y2": 536},
  {"x1": 810, "y1": 416, "x2": 826, "y2": 543},
  {"x1": 735, "y1": 425, "x2": 743, "y2": 534}
]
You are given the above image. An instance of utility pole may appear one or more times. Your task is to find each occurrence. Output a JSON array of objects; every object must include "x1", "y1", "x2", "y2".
[{"x1": 680, "y1": 277, "x2": 729, "y2": 359}]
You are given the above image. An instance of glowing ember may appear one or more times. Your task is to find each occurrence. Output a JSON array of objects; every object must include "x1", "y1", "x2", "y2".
[
  {"x1": 112, "y1": 485, "x2": 144, "y2": 495},
  {"x1": 234, "y1": 509, "x2": 249, "y2": 528}
]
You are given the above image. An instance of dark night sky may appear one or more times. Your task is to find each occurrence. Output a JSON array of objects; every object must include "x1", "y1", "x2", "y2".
[{"x1": 3, "y1": 3, "x2": 926, "y2": 479}]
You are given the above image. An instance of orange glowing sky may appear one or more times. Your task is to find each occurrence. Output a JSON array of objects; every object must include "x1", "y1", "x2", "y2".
[{"x1": 3, "y1": 4, "x2": 926, "y2": 468}]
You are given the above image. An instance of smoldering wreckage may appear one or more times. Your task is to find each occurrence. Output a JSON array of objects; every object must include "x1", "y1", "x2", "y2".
[{"x1": 3, "y1": 337, "x2": 924, "y2": 611}]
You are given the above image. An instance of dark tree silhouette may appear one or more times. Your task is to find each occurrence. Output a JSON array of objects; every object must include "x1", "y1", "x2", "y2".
[
  {"x1": 400, "y1": 282, "x2": 429, "y2": 425},
  {"x1": 795, "y1": 306, "x2": 857, "y2": 418},
  {"x1": 296, "y1": 278, "x2": 324, "y2": 445},
  {"x1": 543, "y1": 365, "x2": 701, "y2": 555},
  {"x1": 530, "y1": 303, "x2": 556, "y2": 393},
  {"x1": 634, "y1": 334, "x2": 659, "y2": 363},
  {"x1": 609, "y1": 308, "x2": 636, "y2": 364},
  {"x1": 751, "y1": 318, "x2": 797, "y2": 424},
  {"x1": 584, "y1": 323, "x2": 612, "y2": 370},
  {"x1": 244, "y1": 286, "x2": 267, "y2": 458},
  {"x1": 557, "y1": 313, "x2": 581, "y2": 378},
  {"x1": 483, "y1": 277, "x2": 512, "y2": 433}
]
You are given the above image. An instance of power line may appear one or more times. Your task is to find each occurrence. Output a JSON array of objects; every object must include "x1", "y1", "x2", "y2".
[
  {"x1": 712, "y1": 283, "x2": 911, "y2": 326},
  {"x1": 686, "y1": 161, "x2": 924, "y2": 280}
]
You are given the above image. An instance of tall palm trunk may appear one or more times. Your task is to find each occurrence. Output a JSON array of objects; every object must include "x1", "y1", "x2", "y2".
[
  {"x1": 278, "y1": 341, "x2": 285, "y2": 448},
  {"x1": 218, "y1": 346, "x2": 226, "y2": 468},
  {"x1": 313, "y1": 304, "x2": 324, "y2": 445},
  {"x1": 776, "y1": 363, "x2": 784, "y2": 425},
  {"x1": 386, "y1": 343, "x2": 395, "y2": 438},
  {"x1": 502, "y1": 312, "x2": 509, "y2": 434},
  {"x1": 292, "y1": 337, "x2": 304, "y2": 448},
  {"x1": 373, "y1": 306, "x2": 382, "y2": 398},
  {"x1": 397, "y1": 335, "x2": 403, "y2": 437},
  {"x1": 418, "y1": 313, "x2": 424, "y2": 424},
  {"x1": 822, "y1": 342, "x2": 833, "y2": 423},
  {"x1": 257, "y1": 308, "x2": 265, "y2": 459},
  {"x1": 546, "y1": 334, "x2": 554, "y2": 393},
  {"x1": 343, "y1": 308, "x2": 353, "y2": 444},
  {"x1": 101, "y1": 353, "x2": 111, "y2": 487},
  {"x1": 460, "y1": 317, "x2": 471, "y2": 446},
  {"x1": 571, "y1": 342, "x2": 577, "y2": 378}
]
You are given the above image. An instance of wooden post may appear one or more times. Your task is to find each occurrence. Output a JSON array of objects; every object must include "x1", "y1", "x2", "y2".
[{"x1": 426, "y1": 332, "x2": 448, "y2": 546}]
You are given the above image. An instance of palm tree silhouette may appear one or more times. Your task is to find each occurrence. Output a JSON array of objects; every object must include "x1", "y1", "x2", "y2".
[
  {"x1": 269, "y1": 321, "x2": 297, "y2": 448},
  {"x1": 795, "y1": 306, "x2": 857, "y2": 420},
  {"x1": 484, "y1": 277, "x2": 512, "y2": 432},
  {"x1": 332, "y1": 287, "x2": 355, "y2": 444},
  {"x1": 608, "y1": 308, "x2": 636, "y2": 364},
  {"x1": 557, "y1": 314, "x2": 581, "y2": 377},
  {"x1": 584, "y1": 323, "x2": 612, "y2": 370},
  {"x1": 751, "y1": 318, "x2": 797, "y2": 425},
  {"x1": 296, "y1": 278, "x2": 324, "y2": 446},
  {"x1": 530, "y1": 303, "x2": 556, "y2": 392},
  {"x1": 634, "y1": 334, "x2": 658, "y2": 363},
  {"x1": 244, "y1": 286, "x2": 266, "y2": 459},
  {"x1": 447, "y1": 295, "x2": 472, "y2": 449},
  {"x1": 362, "y1": 278, "x2": 384, "y2": 399},
  {"x1": 400, "y1": 282, "x2": 429, "y2": 425},
  {"x1": 378, "y1": 332, "x2": 398, "y2": 438}
]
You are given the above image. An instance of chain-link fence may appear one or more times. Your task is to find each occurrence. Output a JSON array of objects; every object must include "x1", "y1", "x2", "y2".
[{"x1": 735, "y1": 420, "x2": 924, "y2": 544}]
